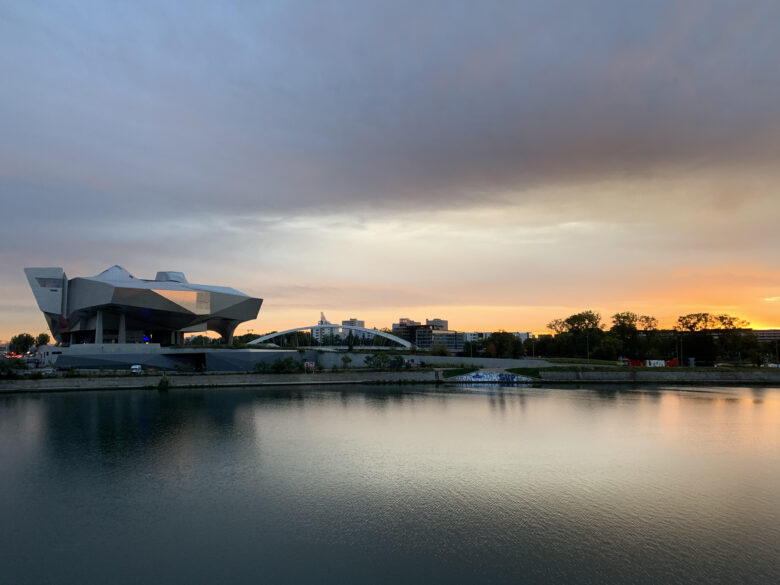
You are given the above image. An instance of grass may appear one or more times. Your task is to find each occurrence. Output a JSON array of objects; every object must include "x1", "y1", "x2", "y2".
[
  {"x1": 508, "y1": 365, "x2": 623, "y2": 377},
  {"x1": 442, "y1": 367, "x2": 480, "y2": 379},
  {"x1": 507, "y1": 364, "x2": 770, "y2": 379},
  {"x1": 506, "y1": 367, "x2": 545, "y2": 378},
  {"x1": 543, "y1": 357, "x2": 620, "y2": 366}
]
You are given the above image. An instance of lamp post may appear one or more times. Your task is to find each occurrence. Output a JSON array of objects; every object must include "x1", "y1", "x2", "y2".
[{"x1": 585, "y1": 331, "x2": 590, "y2": 363}]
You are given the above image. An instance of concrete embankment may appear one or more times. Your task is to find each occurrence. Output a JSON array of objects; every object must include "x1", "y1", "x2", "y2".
[
  {"x1": 535, "y1": 369, "x2": 780, "y2": 385},
  {"x1": 5, "y1": 367, "x2": 780, "y2": 394},
  {"x1": 316, "y1": 353, "x2": 555, "y2": 370},
  {"x1": 0, "y1": 370, "x2": 440, "y2": 394}
]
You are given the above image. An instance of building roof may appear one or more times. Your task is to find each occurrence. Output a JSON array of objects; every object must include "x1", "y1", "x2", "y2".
[{"x1": 81, "y1": 265, "x2": 246, "y2": 296}]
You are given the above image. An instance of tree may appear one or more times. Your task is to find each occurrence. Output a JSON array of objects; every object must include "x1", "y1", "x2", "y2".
[
  {"x1": 545, "y1": 311, "x2": 604, "y2": 359},
  {"x1": 9, "y1": 333, "x2": 35, "y2": 354},
  {"x1": 592, "y1": 336, "x2": 623, "y2": 361},
  {"x1": 35, "y1": 332, "x2": 51, "y2": 347},
  {"x1": 564, "y1": 311, "x2": 602, "y2": 334},
  {"x1": 713, "y1": 314, "x2": 751, "y2": 361},
  {"x1": 485, "y1": 331, "x2": 523, "y2": 359},
  {"x1": 430, "y1": 343, "x2": 450, "y2": 356},
  {"x1": 186, "y1": 335, "x2": 221, "y2": 346},
  {"x1": 269, "y1": 357, "x2": 302, "y2": 373},
  {"x1": 610, "y1": 312, "x2": 639, "y2": 358},
  {"x1": 548, "y1": 311, "x2": 603, "y2": 335},
  {"x1": 674, "y1": 313, "x2": 752, "y2": 364},
  {"x1": 546, "y1": 319, "x2": 568, "y2": 335},
  {"x1": 714, "y1": 314, "x2": 749, "y2": 330},
  {"x1": 459, "y1": 340, "x2": 482, "y2": 357},
  {"x1": 676, "y1": 313, "x2": 716, "y2": 332},
  {"x1": 365, "y1": 353, "x2": 391, "y2": 370},
  {"x1": 389, "y1": 354, "x2": 405, "y2": 370},
  {"x1": 341, "y1": 355, "x2": 353, "y2": 369},
  {"x1": 638, "y1": 315, "x2": 658, "y2": 332},
  {"x1": 610, "y1": 312, "x2": 638, "y2": 337},
  {"x1": 0, "y1": 358, "x2": 27, "y2": 377},
  {"x1": 232, "y1": 332, "x2": 260, "y2": 347}
]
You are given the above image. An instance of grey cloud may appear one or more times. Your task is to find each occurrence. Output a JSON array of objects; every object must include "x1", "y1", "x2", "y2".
[{"x1": 3, "y1": 0, "x2": 780, "y2": 225}]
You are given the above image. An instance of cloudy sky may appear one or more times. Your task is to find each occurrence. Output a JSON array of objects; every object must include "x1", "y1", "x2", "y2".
[{"x1": 2, "y1": 0, "x2": 779, "y2": 340}]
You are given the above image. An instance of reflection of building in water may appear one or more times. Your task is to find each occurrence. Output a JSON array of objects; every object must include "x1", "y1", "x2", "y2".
[{"x1": 25, "y1": 265, "x2": 262, "y2": 346}]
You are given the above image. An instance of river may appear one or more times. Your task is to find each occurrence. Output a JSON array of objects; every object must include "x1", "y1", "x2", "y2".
[{"x1": 1, "y1": 385, "x2": 778, "y2": 584}]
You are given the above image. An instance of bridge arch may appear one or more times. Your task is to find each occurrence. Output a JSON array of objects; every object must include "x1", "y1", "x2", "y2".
[{"x1": 247, "y1": 324, "x2": 412, "y2": 349}]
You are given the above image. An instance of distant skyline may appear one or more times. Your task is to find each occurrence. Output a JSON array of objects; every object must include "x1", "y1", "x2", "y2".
[{"x1": 2, "y1": 1, "x2": 779, "y2": 341}]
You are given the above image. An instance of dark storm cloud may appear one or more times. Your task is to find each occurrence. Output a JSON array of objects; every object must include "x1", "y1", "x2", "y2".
[{"x1": 2, "y1": 0, "x2": 780, "y2": 226}]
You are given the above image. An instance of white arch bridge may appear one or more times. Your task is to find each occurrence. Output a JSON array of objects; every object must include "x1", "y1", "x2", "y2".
[{"x1": 247, "y1": 323, "x2": 412, "y2": 349}]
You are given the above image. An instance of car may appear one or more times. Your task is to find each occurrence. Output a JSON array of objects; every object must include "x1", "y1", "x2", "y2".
[{"x1": 130, "y1": 365, "x2": 143, "y2": 374}]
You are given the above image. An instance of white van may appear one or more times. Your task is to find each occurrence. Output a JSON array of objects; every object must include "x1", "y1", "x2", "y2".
[{"x1": 130, "y1": 365, "x2": 143, "y2": 374}]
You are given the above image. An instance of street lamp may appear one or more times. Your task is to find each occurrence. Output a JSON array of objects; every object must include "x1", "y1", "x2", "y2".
[{"x1": 585, "y1": 331, "x2": 590, "y2": 363}]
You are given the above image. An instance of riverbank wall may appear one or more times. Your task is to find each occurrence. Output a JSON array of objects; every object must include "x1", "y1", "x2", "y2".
[
  {"x1": 0, "y1": 370, "x2": 440, "y2": 394},
  {"x1": 4, "y1": 367, "x2": 780, "y2": 394},
  {"x1": 535, "y1": 368, "x2": 780, "y2": 385}
]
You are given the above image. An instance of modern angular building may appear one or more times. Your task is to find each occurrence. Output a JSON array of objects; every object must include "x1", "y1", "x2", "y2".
[{"x1": 25, "y1": 265, "x2": 262, "y2": 346}]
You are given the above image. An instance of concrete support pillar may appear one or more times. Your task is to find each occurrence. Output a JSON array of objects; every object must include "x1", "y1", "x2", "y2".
[
  {"x1": 171, "y1": 331, "x2": 177, "y2": 345},
  {"x1": 222, "y1": 320, "x2": 239, "y2": 346},
  {"x1": 118, "y1": 313, "x2": 126, "y2": 344},
  {"x1": 95, "y1": 310, "x2": 103, "y2": 344}
]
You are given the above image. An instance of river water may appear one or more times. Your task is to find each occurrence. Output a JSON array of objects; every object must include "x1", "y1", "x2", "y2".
[{"x1": 1, "y1": 385, "x2": 778, "y2": 584}]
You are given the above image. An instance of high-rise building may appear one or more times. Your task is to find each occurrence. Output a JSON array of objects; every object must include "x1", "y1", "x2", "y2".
[
  {"x1": 392, "y1": 317, "x2": 423, "y2": 342},
  {"x1": 426, "y1": 318, "x2": 448, "y2": 330},
  {"x1": 312, "y1": 313, "x2": 340, "y2": 343},
  {"x1": 414, "y1": 329, "x2": 465, "y2": 352}
]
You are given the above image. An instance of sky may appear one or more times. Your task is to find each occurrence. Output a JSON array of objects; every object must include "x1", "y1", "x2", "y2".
[{"x1": 1, "y1": 0, "x2": 779, "y2": 341}]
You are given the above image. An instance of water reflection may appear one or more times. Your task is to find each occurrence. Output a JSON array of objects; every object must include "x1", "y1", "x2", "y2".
[{"x1": 1, "y1": 385, "x2": 778, "y2": 585}]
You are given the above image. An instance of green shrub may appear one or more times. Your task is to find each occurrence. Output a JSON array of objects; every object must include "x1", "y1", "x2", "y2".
[
  {"x1": 62, "y1": 367, "x2": 80, "y2": 378},
  {"x1": 261, "y1": 357, "x2": 304, "y2": 374},
  {"x1": 364, "y1": 353, "x2": 391, "y2": 370},
  {"x1": 430, "y1": 344, "x2": 450, "y2": 356},
  {"x1": 0, "y1": 358, "x2": 26, "y2": 379}
]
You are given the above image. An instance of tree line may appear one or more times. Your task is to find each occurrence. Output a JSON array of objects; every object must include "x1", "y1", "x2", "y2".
[
  {"x1": 5, "y1": 332, "x2": 50, "y2": 355},
  {"x1": 459, "y1": 311, "x2": 775, "y2": 365}
]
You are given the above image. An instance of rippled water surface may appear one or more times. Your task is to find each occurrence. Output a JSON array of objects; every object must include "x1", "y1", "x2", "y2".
[{"x1": 1, "y1": 385, "x2": 778, "y2": 584}]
